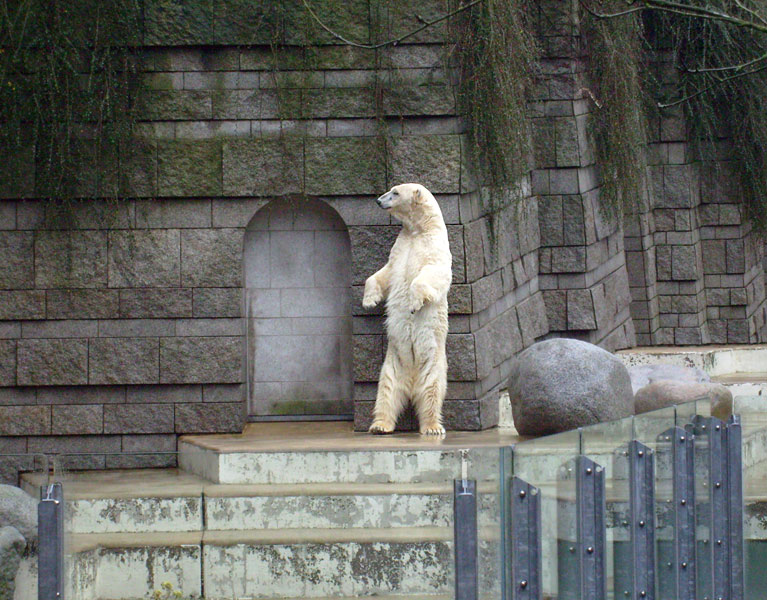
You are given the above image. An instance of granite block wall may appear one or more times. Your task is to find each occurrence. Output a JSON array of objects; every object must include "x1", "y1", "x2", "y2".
[
  {"x1": 531, "y1": 1, "x2": 637, "y2": 352},
  {"x1": 0, "y1": 0, "x2": 765, "y2": 481}
]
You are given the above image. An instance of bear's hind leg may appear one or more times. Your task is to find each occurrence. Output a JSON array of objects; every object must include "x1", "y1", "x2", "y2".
[
  {"x1": 369, "y1": 352, "x2": 407, "y2": 434},
  {"x1": 413, "y1": 357, "x2": 447, "y2": 436}
]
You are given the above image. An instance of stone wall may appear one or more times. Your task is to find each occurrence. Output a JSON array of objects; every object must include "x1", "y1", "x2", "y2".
[{"x1": 0, "y1": 0, "x2": 766, "y2": 481}]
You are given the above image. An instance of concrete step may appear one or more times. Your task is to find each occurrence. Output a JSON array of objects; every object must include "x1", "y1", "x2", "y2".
[
  {"x1": 178, "y1": 422, "x2": 516, "y2": 485},
  {"x1": 52, "y1": 528, "x2": 500, "y2": 600},
  {"x1": 22, "y1": 470, "x2": 501, "y2": 535},
  {"x1": 617, "y1": 344, "x2": 767, "y2": 377}
]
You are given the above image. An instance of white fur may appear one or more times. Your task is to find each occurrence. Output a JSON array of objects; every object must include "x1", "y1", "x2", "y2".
[{"x1": 362, "y1": 183, "x2": 452, "y2": 435}]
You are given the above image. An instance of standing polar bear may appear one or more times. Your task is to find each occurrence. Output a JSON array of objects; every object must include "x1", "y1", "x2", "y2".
[{"x1": 363, "y1": 183, "x2": 452, "y2": 435}]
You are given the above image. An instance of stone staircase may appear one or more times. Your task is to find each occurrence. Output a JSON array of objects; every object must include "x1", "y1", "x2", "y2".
[{"x1": 17, "y1": 426, "x2": 512, "y2": 600}]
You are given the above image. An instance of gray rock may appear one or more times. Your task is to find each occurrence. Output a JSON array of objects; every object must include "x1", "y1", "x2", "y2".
[
  {"x1": 508, "y1": 338, "x2": 634, "y2": 436},
  {"x1": 627, "y1": 364, "x2": 710, "y2": 395},
  {"x1": 634, "y1": 381, "x2": 732, "y2": 418},
  {"x1": 0, "y1": 485, "x2": 37, "y2": 543},
  {"x1": 0, "y1": 526, "x2": 25, "y2": 598}
]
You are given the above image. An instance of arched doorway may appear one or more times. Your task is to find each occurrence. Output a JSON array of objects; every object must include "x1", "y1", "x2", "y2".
[{"x1": 243, "y1": 199, "x2": 353, "y2": 420}]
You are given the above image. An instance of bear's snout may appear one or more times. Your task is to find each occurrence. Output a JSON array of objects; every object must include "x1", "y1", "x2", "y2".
[{"x1": 376, "y1": 191, "x2": 393, "y2": 209}]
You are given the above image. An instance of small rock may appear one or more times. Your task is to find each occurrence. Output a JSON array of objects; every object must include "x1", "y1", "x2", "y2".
[
  {"x1": 509, "y1": 338, "x2": 634, "y2": 436},
  {"x1": 0, "y1": 485, "x2": 37, "y2": 543},
  {"x1": 627, "y1": 364, "x2": 710, "y2": 395},
  {"x1": 634, "y1": 380, "x2": 733, "y2": 418},
  {"x1": 0, "y1": 525, "x2": 25, "y2": 598}
]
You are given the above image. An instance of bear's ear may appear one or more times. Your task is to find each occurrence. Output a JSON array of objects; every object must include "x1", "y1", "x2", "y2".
[{"x1": 412, "y1": 188, "x2": 423, "y2": 204}]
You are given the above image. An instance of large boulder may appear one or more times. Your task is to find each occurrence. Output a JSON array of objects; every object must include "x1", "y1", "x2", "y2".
[
  {"x1": 635, "y1": 380, "x2": 733, "y2": 419},
  {"x1": 627, "y1": 364, "x2": 710, "y2": 394},
  {"x1": 508, "y1": 338, "x2": 634, "y2": 436},
  {"x1": 0, "y1": 526, "x2": 25, "y2": 599},
  {"x1": 0, "y1": 485, "x2": 37, "y2": 544}
]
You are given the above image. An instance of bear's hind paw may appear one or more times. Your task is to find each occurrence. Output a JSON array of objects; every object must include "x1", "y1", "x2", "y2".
[
  {"x1": 420, "y1": 424, "x2": 446, "y2": 436},
  {"x1": 369, "y1": 421, "x2": 395, "y2": 434}
]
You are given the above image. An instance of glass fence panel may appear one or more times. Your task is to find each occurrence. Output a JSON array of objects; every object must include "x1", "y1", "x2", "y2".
[
  {"x1": 512, "y1": 428, "x2": 581, "y2": 600},
  {"x1": 735, "y1": 396, "x2": 767, "y2": 600},
  {"x1": 581, "y1": 416, "x2": 634, "y2": 600},
  {"x1": 40, "y1": 440, "x2": 496, "y2": 600}
]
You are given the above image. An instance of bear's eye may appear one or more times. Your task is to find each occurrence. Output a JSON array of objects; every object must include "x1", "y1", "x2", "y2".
[{"x1": 392, "y1": 190, "x2": 399, "y2": 195}]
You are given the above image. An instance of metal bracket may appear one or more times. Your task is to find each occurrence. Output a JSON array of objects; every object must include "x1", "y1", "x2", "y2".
[
  {"x1": 38, "y1": 482, "x2": 64, "y2": 600},
  {"x1": 510, "y1": 477, "x2": 541, "y2": 600},
  {"x1": 576, "y1": 456, "x2": 606, "y2": 600},
  {"x1": 454, "y1": 478, "x2": 478, "y2": 600},
  {"x1": 629, "y1": 440, "x2": 655, "y2": 600}
]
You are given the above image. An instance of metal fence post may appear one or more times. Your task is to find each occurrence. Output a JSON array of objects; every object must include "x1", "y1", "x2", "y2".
[
  {"x1": 454, "y1": 478, "x2": 478, "y2": 600},
  {"x1": 629, "y1": 440, "x2": 655, "y2": 600},
  {"x1": 510, "y1": 477, "x2": 541, "y2": 600},
  {"x1": 576, "y1": 456, "x2": 606, "y2": 600},
  {"x1": 671, "y1": 426, "x2": 697, "y2": 600},
  {"x1": 38, "y1": 482, "x2": 64, "y2": 600},
  {"x1": 727, "y1": 415, "x2": 744, "y2": 600}
]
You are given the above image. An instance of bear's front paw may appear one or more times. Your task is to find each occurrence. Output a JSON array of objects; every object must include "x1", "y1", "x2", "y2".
[
  {"x1": 408, "y1": 294, "x2": 425, "y2": 314},
  {"x1": 420, "y1": 423, "x2": 446, "y2": 436},
  {"x1": 362, "y1": 290, "x2": 382, "y2": 309},
  {"x1": 369, "y1": 421, "x2": 395, "y2": 434}
]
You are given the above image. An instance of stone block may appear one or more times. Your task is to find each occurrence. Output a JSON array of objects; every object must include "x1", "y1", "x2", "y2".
[
  {"x1": 517, "y1": 294, "x2": 549, "y2": 347},
  {"x1": 447, "y1": 225, "x2": 466, "y2": 283},
  {"x1": 567, "y1": 289, "x2": 597, "y2": 330},
  {"x1": 181, "y1": 229, "x2": 243, "y2": 287},
  {"x1": 89, "y1": 338, "x2": 160, "y2": 385},
  {"x1": 104, "y1": 403, "x2": 174, "y2": 434},
  {"x1": 562, "y1": 196, "x2": 585, "y2": 245},
  {"x1": 223, "y1": 139, "x2": 304, "y2": 196},
  {"x1": 463, "y1": 220, "x2": 485, "y2": 282},
  {"x1": 348, "y1": 226, "x2": 399, "y2": 286},
  {"x1": 121, "y1": 433, "x2": 178, "y2": 453},
  {"x1": 0, "y1": 323, "x2": 19, "y2": 339},
  {"x1": 726, "y1": 239, "x2": 745, "y2": 274},
  {"x1": 51, "y1": 405, "x2": 104, "y2": 435},
  {"x1": 126, "y1": 384, "x2": 201, "y2": 404},
  {"x1": 656, "y1": 246, "x2": 672, "y2": 281},
  {"x1": 21, "y1": 320, "x2": 98, "y2": 339},
  {"x1": 35, "y1": 231, "x2": 108, "y2": 288},
  {"x1": 549, "y1": 169, "x2": 579, "y2": 195},
  {"x1": 135, "y1": 200, "x2": 212, "y2": 229},
  {"x1": 119, "y1": 289, "x2": 193, "y2": 318},
  {"x1": 701, "y1": 240, "x2": 726, "y2": 274},
  {"x1": 533, "y1": 119, "x2": 556, "y2": 168},
  {"x1": 160, "y1": 337, "x2": 243, "y2": 384},
  {"x1": 212, "y1": 199, "x2": 267, "y2": 228},
  {"x1": 144, "y1": 0, "x2": 214, "y2": 46},
  {"x1": 551, "y1": 246, "x2": 586, "y2": 273},
  {"x1": 17, "y1": 339, "x2": 88, "y2": 386},
  {"x1": 538, "y1": 197, "x2": 563, "y2": 246},
  {"x1": 120, "y1": 139, "x2": 158, "y2": 198},
  {"x1": 176, "y1": 318, "x2": 241, "y2": 337},
  {"x1": 36, "y1": 386, "x2": 125, "y2": 405},
  {"x1": 193, "y1": 288, "x2": 242, "y2": 318},
  {"x1": 0, "y1": 232, "x2": 33, "y2": 289},
  {"x1": 672, "y1": 245, "x2": 698, "y2": 280},
  {"x1": 302, "y1": 88, "x2": 376, "y2": 119},
  {"x1": 108, "y1": 230, "x2": 181, "y2": 288},
  {"x1": 382, "y1": 84, "x2": 455, "y2": 117},
  {"x1": 387, "y1": 135, "x2": 461, "y2": 194},
  {"x1": 203, "y1": 383, "x2": 243, "y2": 403},
  {"x1": 305, "y1": 138, "x2": 385, "y2": 196},
  {"x1": 157, "y1": 141, "x2": 222, "y2": 197},
  {"x1": 26, "y1": 434, "x2": 120, "y2": 455},
  {"x1": 662, "y1": 165, "x2": 693, "y2": 208},
  {"x1": 46, "y1": 290, "x2": 119, "y2": 319},
  {"x1": 175, "y1": 402, "x2": 243, "y2": 433},
  {"x1": 446, "y1": 334, "x2": 476, "y2": 381},
  {"x1": 0, "y1": 340, "x2": 14, "y2": 386},
  {"x1": 139, "y1": 90, "x2": 212, "y2": 120},
  {"x1": 543, "y1": 290, "x2": 567, "y2": 331},
  {"x1": 448, "y1": 285, "x2": 472, "y2": 314},
  {"x1": 352, "y1": 335, "x2": 382, "y2": 381},
  {"x1": 98, "y1": 319, "x2": 174, "y2": 338},
  {"x1": 555, "y1": 118, "x2": 580, "y2": 167},
  {"x1": 0, "y1": 406, "x2": 49, "y2": 436}
]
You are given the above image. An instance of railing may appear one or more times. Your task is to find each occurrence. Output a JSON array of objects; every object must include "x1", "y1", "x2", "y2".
[{"x1": 3, "y1": 395, "x2": 764, "y2": 599}]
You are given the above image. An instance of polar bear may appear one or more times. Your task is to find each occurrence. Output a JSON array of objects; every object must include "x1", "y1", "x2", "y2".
[{"x1": 362, "y1": 183, "x2": 452, "y2": 435}]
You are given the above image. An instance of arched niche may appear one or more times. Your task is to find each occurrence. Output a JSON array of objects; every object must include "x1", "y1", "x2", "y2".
[{"x1": 243, "y1": 198, "x2": 353, "y2": 419}]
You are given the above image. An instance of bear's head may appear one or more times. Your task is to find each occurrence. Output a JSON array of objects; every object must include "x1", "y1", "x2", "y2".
[{"x1": 375, "y1": 183, "x2": 440, "y2": 227}]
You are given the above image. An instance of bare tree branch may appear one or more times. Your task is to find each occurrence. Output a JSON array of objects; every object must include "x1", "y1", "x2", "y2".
[
  {"x1": 299, "y1": 0, "x2": 485, "y2": 49},
  {"x1": 659, "y1": 62, "x2": 767, "y2": 108}
]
